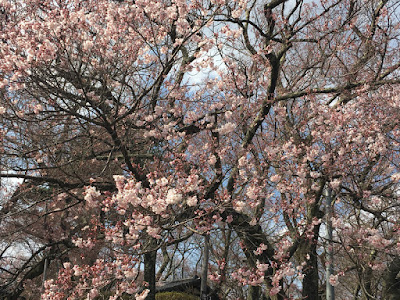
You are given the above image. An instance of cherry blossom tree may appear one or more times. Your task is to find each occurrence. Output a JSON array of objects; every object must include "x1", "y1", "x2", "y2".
[{"x1": 0, "y1": 0, "x2": 400, "y2": 299}]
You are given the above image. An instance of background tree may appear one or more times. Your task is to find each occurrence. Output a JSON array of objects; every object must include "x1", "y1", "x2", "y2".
[{"x1": 0, "y1": 0, "x2": 399, "y2": 300}]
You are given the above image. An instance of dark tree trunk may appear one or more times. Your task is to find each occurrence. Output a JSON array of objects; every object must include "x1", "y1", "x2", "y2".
[
  {"x1": 248, "y1": 286, "x2": 262, "y2": 300},
  {"x1": 301, "y1": 223, "x2": 321, "y2": 300},
  {"x1": 301, "y1": 241, "x2": 319, "y2": 300},
  {"x1": 383, "y1": 257, "x2": 400, "y2": 300},
  {"x1": 144, "y1": 238, "x2": 157, "y2": 300}
]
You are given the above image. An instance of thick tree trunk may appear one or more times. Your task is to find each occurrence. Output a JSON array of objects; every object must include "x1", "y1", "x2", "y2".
[
  {"x1": 301, "y1": 219, "x2": 322, "y2": 300},
  {"x1": 248, "y1": 286, "x2": 262, "y2": 300},
  {"x1": 144, "y1": 238, "x2": 157, "y2": 300},
  {"x1": 301, "y1": 240, "x2": 319, "y2": 300},
  {"x1": 383, "y1": 257, "x2": 400, "y2": 300}
]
